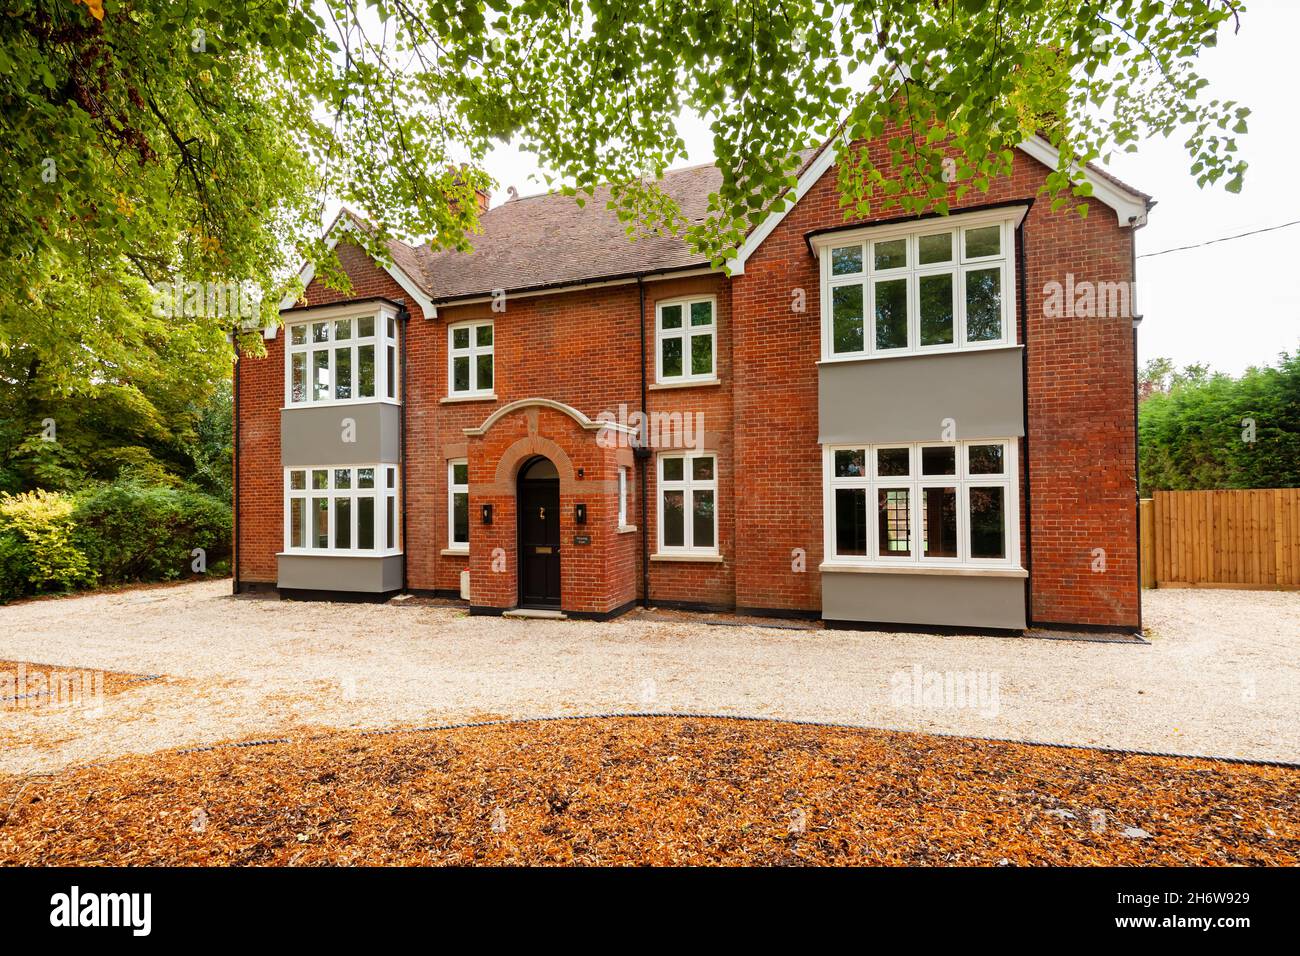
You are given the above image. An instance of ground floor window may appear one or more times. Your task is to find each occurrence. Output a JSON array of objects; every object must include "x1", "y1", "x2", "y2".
[
  {"x1": 284, "y1": 465, "x2": 400, "y2": 555},
  {"x1": 618, "y1": 466, "x2": 629, "y2": 527},
  {"x1": 448, "y1": 459, "x2": 469, "y2": 550},
  {"x1": 658, "y1": 452, "x2": 717, "y2": 554},
  {"x1": 824, "y1": 440, "x2": 1017, "y2": 567}
]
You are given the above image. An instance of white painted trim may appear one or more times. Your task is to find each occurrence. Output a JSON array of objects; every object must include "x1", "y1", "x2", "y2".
[
  {"x1": 1018, "y1": 135, "x2": 1150, "y2": 227},
  {"x1": 726, "y1": 133, "x2": 846, "y2": 276},
  {"x1": 278, "y1": 215, "x2": 437, "y2": 320},
  {"x1": 463, "y1": 397, "x2": 638, "y2": 437},
  {"x1": 819, "y1": 562, "x2": 1027, "y2": 577},
  {"x1": 726, "y1": 134, "x2": 1149, "y2": 275}
]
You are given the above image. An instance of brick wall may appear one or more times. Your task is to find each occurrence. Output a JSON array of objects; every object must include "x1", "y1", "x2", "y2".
[
  {"x1": 732, "y1": 138, "x2": 1139, "y2": 627},
  {"x1": 237, "y1": 139, "x2": 1140, "y2": 629}
]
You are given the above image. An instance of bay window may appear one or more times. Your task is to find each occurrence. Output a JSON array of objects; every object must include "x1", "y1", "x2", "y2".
[
  {"x1": 657, "y1": 453, "x2": 717, "y2": 554},
  {"x1": 824, "y1": 440, "x2": 1017, "y2": 568},
  {"x1": 286, "y1": 307, "x2": 399, "y2": 406},
  {"x1": 284, "y1": 465, "x2": 400, "y2": 555},
  {"x1": 818, "y1": 209, "x2": 1023, "y2": 361}
]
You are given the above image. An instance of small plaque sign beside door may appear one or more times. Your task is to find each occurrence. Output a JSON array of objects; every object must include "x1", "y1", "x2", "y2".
[{"x1": 573, "y1": 534, "x2": 591, "y2": 546}]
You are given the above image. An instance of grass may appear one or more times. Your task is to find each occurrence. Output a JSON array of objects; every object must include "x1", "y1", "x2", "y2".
[{"x1": 1, "y1": 717, "x2": 1296, "y2": 866}]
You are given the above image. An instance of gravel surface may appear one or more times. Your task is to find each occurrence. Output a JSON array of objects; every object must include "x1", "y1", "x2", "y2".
[{"x1": 1, "y1": 580, "x2": 1297, "y2": 772}]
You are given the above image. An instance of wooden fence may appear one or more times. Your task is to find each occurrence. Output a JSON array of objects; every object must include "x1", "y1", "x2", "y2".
[{"x1": 1140, "y1": 489, "x2": 1300, "y2": 589}]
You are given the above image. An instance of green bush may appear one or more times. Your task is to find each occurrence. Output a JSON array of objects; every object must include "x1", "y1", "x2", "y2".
[
  {"x1": 0, "y1": 490, "x2": 96, "y2": 598},
  {"x1": 72, "y1": 480, "x2": 232, "y2": 583}
]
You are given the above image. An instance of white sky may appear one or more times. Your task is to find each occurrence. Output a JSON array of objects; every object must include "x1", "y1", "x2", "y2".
[{"x1": 479, "y1": 1, "x2": 1299, "y2": 376}]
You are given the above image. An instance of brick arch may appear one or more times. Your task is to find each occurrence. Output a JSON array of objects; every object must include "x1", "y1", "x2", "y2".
[{"x1": 493, "y1": 434, "x2": 579, "y2": 492}]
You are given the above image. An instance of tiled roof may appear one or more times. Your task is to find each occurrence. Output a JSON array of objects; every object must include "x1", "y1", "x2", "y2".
[
  {"x1": 417, "y1": 161, "x2": 728, "y2": 302},
  {"x1": 371, "y1": 142, "x2": 1147, "y2": 303}
]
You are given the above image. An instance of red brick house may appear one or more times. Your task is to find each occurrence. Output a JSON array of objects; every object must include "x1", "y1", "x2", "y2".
[{"x1": 234, "y1": 132, "x2": 1150, "y2": 633}]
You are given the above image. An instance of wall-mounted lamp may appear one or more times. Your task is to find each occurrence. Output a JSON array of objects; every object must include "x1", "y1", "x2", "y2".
[
  {"x1": 577, "y1": 467, "x2": 584, "y2": 479},
  {"x1": 481, "y1": 503, "x2": 493, "y2": 525},
  {"x1": 574, "y1": 503, "x2": 587, "y2": 524}
]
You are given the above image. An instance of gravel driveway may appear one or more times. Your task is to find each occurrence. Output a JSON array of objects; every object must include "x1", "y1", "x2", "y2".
[{"x1": 2, "y1": 581, "x2": 1297, "y2": 772}]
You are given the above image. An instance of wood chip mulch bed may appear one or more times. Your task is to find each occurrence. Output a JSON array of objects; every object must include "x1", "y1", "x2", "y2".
[
  {"x1": 1, "y1": 660, "x2": 160, "y2": 713},
  {"x1": 0, "y1": 717, "x2": 1295, "y2": 866}
]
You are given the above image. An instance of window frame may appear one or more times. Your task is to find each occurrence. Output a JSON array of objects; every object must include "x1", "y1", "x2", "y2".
[
  {"x1": 816, "y1": 207, "x2": 1025, "y2": 363},
  {"x1": 822, "y1": 440, "x2": 1019, "y2": 570},
  {"x1": 284, "y1": 304, "x2": 399, "y2": 408},
  {"x1": 656, "y1": 452, "x2": 718, "y2": 556},
  {"x1": 447, "y1": 319, "x2": 495, "y2": 397},
  {"x1": 655, "y1": 295, "x2": 717, "y2": 385},
  {"x1": 447, "y1": 458, "x2": 469, "y2": 551},
  {"x1": 283, "y1": 464, "x2": 401, "y2": 557},
  {"x1": 617, "y1": 466, "x2": 629, "y2": 528}
]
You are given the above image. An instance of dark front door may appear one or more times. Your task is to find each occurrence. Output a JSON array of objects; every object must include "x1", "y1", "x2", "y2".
[{"x1": 518, "y1": 476, "x2": 561, "y2": 607}]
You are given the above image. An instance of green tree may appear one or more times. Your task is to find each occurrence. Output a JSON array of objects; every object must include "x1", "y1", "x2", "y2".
[{"x1": 1139, "y1": 352, "x2": 1300, "y2": 492}]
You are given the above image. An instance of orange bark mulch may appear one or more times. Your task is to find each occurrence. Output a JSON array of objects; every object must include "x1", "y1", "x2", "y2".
[
  {"x1": 0, "y1": 660, "x2": 159, "y2": 714},
  {"x1": 1, "y1": 717, "x2": 1295, "y2": 866}
]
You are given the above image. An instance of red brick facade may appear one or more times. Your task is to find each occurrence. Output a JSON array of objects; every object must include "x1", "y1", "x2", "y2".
[{"x1": 236, "y1": 139, "x2": 1141, "y2": 631}]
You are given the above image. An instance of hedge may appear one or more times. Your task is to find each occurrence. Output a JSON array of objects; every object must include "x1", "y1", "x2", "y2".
[{"x1": 0, "y1": 481, "x2": 231, "y2": 604}]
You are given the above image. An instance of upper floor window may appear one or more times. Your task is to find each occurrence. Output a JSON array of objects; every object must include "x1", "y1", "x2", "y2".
[
  {"x1": 823, "y1": 440, "x2": 1017, "y2": 569},
  {"x1": 284, "y1": 465, "x2": 400, "y2": 556},
  {"x1": 286, "y1": 308, "x2": 399, "y2": 406},
  {"x1": 656, "y1": 296, "x2": 715, "y2": 384},
  {"x1": 817, "y1": 209, "x2": 1023, "y2": 361},
  {"x1": 449, "y1": 320, "x2": 493, "y2": 396}
]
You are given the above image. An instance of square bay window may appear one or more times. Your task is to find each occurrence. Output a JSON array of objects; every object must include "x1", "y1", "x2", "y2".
[
  {"x1": 284, "y1": 465, "x2": 400, "y2": 555},
  {"x1": 285, "y1": 309, "x2": 398, "y2": 406},
  {"x1": 820, "y1": 210, "x2": 1020, "y2": 360},
  {"x1": 825, "y1": 441, "x2": 1017, "y2": 568}
]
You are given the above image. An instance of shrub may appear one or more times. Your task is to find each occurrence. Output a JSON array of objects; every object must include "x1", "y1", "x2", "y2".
[
  {"x1": 71, "y1": 480, "x2": 232, "y2": 583},
  {"x1": 0, "y1": 490, "x2": 96, "y2": 598}
]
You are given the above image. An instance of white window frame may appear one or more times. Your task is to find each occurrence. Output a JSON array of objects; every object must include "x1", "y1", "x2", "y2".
[
  {"x1": 815, "y1": 207, "x2": 1026, "y2": 363},
  {"x1": 284, "y1": 303, "x2": 399, "y2": 407},
  {"x1": 448, "y1": 319, "x2": 494, "y2": 397},
  {"x1": 283, "y1": 464, "x2": 401, "y2": 557},
  {"x1": 656, "y1": 452, "x2": 718, "y2": 555},
  {"x1": 655, "y1": 296, "x2": 717, "y2": 384},
  {"x1": 822, "y1": 440, "x2": 1019, "y2": 570},
  {"x1": 447, "y1": 458, "x2": 469, "y2": 551},
  {"x1": 617, "y1": 466, "x2": 629, "y2": 527}
]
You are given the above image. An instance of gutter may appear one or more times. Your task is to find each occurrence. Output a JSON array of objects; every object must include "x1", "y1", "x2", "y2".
[
  {"x1": 637, "y1": 278, "x2": 651, "y2": 607},
  {"x1": 430, "y1": 263, "x2": 716, "y2": 309},
  {"x1": 1130, "y1": 221, "x2": 1144, "y2": 635},
  {"x1": 1017, "y1": 218, "x2": 1032, "y2": 628},
  {"x1": 398, "y1": 303, "x2": 411, "y2": 594},
  {"x1": 232, "y1": 338, "x2": 241, "y2": 596}
]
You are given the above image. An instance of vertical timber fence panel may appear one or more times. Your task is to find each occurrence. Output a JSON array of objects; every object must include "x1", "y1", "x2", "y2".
[{"x1": 1143, "y1": 489, "x2": 1300, "y2": 589}]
